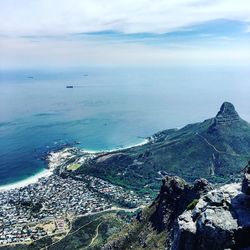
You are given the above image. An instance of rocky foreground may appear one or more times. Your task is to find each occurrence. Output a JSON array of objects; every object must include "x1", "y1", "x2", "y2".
[
  {"x1": 103, "y1": 169, "x2": 250, "y2": 250},
  {"x1": 174, "y1": 172, "x2": 250, "y2": 250}
]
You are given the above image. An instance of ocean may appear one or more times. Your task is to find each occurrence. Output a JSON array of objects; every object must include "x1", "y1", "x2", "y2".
[{"x1": 0, "y1": 66, "x2": 249, "y2": 186}]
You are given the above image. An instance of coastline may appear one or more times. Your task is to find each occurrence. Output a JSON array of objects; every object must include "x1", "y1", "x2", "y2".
[
  {"x1": 0, "y1": 138, "x2": 149, "y2": 193},
  {"x1": 0, "y1": 168, "x2": 53, "y2": 192},
  {"x1": 81, "y1": 138, "x2": 149, "y2": 154},
  {"x1": 120, "y1": 138, "x2": 149, "y2": 149}
]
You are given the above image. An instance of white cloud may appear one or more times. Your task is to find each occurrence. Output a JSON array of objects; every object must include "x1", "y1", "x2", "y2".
[
  {"x1": 0, "y1": 0, "x2": 250, "y2": 35},
  {"x1": 1, "y1": 1, "x2": 250, "y2": 68}
]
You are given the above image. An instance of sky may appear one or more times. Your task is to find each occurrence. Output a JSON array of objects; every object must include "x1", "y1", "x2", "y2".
[{"x1": 1, "y1": 0, "x2": 250, "y2": 69}]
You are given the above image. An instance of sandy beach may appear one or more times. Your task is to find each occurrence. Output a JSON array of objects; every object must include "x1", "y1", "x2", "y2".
[
  {"x1": 0, "y1": 169, "x2": 53, "y2": 192},
  {"x1": 82, "y1": 138, "x2": 149, "y2": 154},
  {"x1": 0, "y1": 148, "x2": 73, "y2": 192},
  {"x1": 120, "y1": 138, "x2": 149, "y2": 150}
]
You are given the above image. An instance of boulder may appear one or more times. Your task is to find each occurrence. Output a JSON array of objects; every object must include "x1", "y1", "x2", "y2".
[{"x1": 173, "y1": 182, "x2": 250, "y2": 250}]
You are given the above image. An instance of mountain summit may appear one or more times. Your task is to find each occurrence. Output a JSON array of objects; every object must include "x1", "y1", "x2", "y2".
[
  {"x1": 215, "y1": 101, "x2": 240, "y2": 124},
  {"x1": 79, "y1": 102, "x2": 250, "y2": 190}
]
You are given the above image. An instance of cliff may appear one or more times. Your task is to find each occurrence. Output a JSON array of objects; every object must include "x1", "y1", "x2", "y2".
[
  {"x1": 102, "y1": 176, "x2": 212, "y2": 250},
  {"x1": 173, "y1": 169, "x2": 250, "y2": 250},
  {"x1": 103, "y1": 170, "x2": 250, "y2": 250}
]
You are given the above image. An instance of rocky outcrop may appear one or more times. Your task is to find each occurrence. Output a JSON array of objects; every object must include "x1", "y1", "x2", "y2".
[
  {"x1": 173, "y1": 177, "x2": 250, "y2": 250},
  {"x1": 149, "y1": 176, "x2": 212, "y2": 234},
  {"x1": 208, "y1": 102, "x2": 241, "y2": 133},
  {"x1": 103, "y1": 172, "x2": 250, "y2": 250},
  {"x1": 214, "y1": 102, "x2": 240, "y2": 124},
  {"x1": 102, "y1": 176, "x2": 212, "y2": 250},
  {"x1": 149, "y1": 177, "x2": 212, "y2": 249}
]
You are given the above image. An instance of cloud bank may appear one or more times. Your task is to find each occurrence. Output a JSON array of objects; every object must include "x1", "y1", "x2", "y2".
[
  {"x1": 0, "y1": 0, "x2": 250, "y2": 68},
  {"x1": 1, "y1": 0, "x2": 250, "y2": 35}
]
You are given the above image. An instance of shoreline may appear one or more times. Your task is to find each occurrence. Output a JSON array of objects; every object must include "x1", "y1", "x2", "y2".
[
  {"x1": 0, "y1": 138, "x2": 149, "y2": 192},
  {"x1": 82, "y1": 138, "x2": 149, "y2": 154},
  {"x1": 0, "y1": 168, "x2": 53, "y2": 192}
]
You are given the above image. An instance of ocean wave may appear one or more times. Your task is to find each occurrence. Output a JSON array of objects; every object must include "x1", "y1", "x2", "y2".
[{"x1": 33, "y1": 112, "x2": 59, "y2": 117}]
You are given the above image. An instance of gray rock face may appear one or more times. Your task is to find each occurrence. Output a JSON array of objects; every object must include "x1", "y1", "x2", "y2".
[
  {"x1": 102, "y1": 173, "x2": 250, "y2": 250},
  {"x1": 215, "y1": 102, "x2": 240, "y2": 124},
  {"x1": 149, "y1": 176, "x2": 212, "y2": 234},
  {"x1": 173, "y1": 182, "x2": 250, "y2": 250}
]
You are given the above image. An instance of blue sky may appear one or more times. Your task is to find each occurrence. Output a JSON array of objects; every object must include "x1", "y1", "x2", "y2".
[{"x1": 1, "y1": 0, "x2": 250, "y2": 68}]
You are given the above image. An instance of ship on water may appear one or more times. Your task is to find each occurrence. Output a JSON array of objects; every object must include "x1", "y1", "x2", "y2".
[{"x1": 66, "y1": 85, "x2": 73, "y2": 88}]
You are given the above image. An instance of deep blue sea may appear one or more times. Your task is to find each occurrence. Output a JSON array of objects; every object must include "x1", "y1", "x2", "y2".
[{"x1": 0, "y1": 66, "x2": 249, "y2": 186}]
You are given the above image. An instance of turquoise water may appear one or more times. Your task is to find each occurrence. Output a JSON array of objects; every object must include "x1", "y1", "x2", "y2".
[{"x1": 0, "y1": 66, "x2": 249, "y2": 186}]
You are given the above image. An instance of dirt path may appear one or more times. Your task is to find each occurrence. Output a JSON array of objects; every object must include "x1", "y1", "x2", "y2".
[
  {"x1": 44, "y1": 215, "x2": 104, "y2": 250},
  {"x1": 87, "y1": 221, "x2": 104, "y2": 248},
  {"x1": 195, "y1": 132, "x2": 250, "y2": 157},
  {"x1": 196, "y1": 133, "x2": 226, "y2": 154}
]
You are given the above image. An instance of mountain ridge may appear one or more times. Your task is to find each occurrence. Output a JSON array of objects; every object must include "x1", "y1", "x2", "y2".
[{"x1": 77, "y1": 102, "x2": 250, "y2": 192}]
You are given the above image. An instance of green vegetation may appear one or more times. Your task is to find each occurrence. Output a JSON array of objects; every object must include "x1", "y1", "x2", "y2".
[
  {"x1": 101, "y1": 203, "x2": 169, "y2": 250},
  {"x1": 67, "y1": 163, "x2": 81, "y2": 171},
  {"x1": 187, "y1": 199, "x2": 199, "y2": 210},
  {"x1": 46, "y1": 211, "x2": 128, "y2": 249}
]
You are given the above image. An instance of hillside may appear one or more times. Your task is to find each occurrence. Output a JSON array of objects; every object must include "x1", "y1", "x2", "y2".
[
  {"x1": 78, "y1": 102, "x2": 250, "y2": 192},
  {"x1": 0, "y1": 210, "x2": 136, "y2": 250}
]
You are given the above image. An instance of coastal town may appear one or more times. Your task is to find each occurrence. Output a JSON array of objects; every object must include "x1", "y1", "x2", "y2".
[{"x1": 0, "y1": 148, "x2": 151, "y2": 246}]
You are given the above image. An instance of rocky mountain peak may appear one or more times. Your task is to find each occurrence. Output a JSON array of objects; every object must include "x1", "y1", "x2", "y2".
[
  {"x1": 215, "y1": 102, "x2": 240, "y2": 123},
  {"x1": 208, "y1": 102, "x2": 241, "y2": 132}
]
